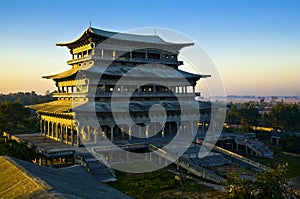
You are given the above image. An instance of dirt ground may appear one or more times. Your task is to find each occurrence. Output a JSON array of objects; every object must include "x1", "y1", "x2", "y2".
[
  {"x1": 288, "y1": 176, "x2": 300, "y2": 195},
  {"x1": 212, "y1": 164, "x2": 255, "y2": 179},
  {"x1": 154, "y1": 189, "x2": 221, "y2": 199}
]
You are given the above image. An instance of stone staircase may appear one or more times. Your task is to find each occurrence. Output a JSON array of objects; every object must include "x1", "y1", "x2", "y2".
[
  {"x1": 195, "y1": 139, "x2": 270, "y2": 172},
  {"x1": 148, "y1": 144, "x2": 225, "y2": 183},
  {"x1": 246, "y1": 139, "x2": 273, "y2": 158},
  {"x1": 76, "y1": 152, "x2": 115, "y2": 182}
]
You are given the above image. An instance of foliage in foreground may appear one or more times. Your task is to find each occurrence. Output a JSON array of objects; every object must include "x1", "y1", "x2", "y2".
[
  {"x1": 222, "y1": 163, "x2": 298, "y2": 199},
  {"x1": 0, "y1": 138, "x2": 37, "y2": 161},
  {"x1": 0, "y1": 101, "x2": 39, "y2": 133}
]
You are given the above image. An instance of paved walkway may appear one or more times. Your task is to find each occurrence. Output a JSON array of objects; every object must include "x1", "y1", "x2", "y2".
[{"x1": 1, "y1": 156, "x2": 131, "y2": 198}]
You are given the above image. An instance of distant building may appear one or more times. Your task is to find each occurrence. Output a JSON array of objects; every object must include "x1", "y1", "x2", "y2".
[
  {"x1": 28, "y1": 27, "x2": 210, "y2": 146},
  {"x1": 271, "y1": 131, "x2": 284, "y2": 145}
]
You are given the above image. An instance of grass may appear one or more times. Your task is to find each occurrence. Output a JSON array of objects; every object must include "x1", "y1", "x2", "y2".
[
  {"x1": 107, "y1": 168, "x2": 219, "y2": 199},
  {"x1": 244, "y1": 150, "x2": 300, "y2": 178},
  {"x1": 230, "y1": 130, "x2": 300, "y2": 178},
  {"x1": 233, "y1": 131, "x2": 300, "y2": 178},
  {"x1": 0, "y1": 156, "x2": 47, "y2": 198}
]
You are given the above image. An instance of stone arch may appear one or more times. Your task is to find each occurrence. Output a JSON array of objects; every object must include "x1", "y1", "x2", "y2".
[
  {"x1": 45, "y1": 120, "x2": 49, "y2": 136},
  {"x1": 57, "y1": 123, "x2": 62, "y2": 140},
  {"x1": 62, "y1": 124, "x2": 67, "y2": 142},
  {"x1": 53, "y1": 122, "x2": 57, "y2": 138},
  {"x1": 49, "y1": 121, "x2": 53, "y2": 137},
  {"x1": 41, "y1": 120, "x2": 45, "y2": 135},
  {"x1": 65, "y1": 125, "x2": 71, "y2": 144},
  {"x1": 73, "y1": 125, "x2": 78, "y2": 145}
]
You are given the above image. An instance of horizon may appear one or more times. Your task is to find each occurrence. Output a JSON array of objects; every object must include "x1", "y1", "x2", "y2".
[
  {"x1": 1, "y1": 90, "x2": 299, "y2": 99},
  {"x1": 0, "y1": 0, "x2": 300, "y2": 96}
]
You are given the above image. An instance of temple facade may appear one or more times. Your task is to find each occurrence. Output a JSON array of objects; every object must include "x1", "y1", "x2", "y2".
[{"x1": 29, "y1": 27, "x2": 211, "y2": 147}]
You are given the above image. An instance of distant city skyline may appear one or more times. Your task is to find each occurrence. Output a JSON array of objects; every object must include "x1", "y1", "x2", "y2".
[{"x1": 0, "y1": 0, "x2": 299, "y2": 96}]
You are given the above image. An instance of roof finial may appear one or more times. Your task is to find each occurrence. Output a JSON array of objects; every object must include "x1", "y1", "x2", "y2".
[{"x1": 89, "y1": 20, "x2": 92, "y2": 28}]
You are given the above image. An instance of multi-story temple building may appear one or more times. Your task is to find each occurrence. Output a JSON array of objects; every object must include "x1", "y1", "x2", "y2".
[{"x1": 29, "y1": 27, "x2": 211, "y2": 147}]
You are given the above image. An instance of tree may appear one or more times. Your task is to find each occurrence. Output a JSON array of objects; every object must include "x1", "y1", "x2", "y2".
[
  {"x1": 226, "y1": 103, "x2": 261, "y2": 131},
  {"x1": 239, "y1": 103, "x2": 260, "y2": 131},
  {"x1": 0, "y1": 101, "x2": 39, "y2": 133},
  {"x1": 281, "y1": 134, "x2": 300, "y2": 154},
  {"x1": 268, "y1": 103, "x2": 300, "y2": 131},
  {"x1": 226, "y1": 104, "x2": 240, "y2": 125},
  {"x1": 222, "y1": 164, "x2": 298, "y2": 199},
  {"x1": 0, "y1": 91, "x2": 54, "y2": 106}
]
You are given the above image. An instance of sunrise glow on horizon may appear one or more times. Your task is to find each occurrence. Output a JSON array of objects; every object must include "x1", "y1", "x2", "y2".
[{"x1": 0, "y1": 0, "x2": 299, "y2": 96}]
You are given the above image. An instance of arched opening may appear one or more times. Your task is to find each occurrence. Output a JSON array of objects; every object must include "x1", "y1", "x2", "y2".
[
  {"x1": 53, "y1": 122, "x2": 57, "y2": 138},
  {"x1": 57, "y1": 123, "x2": 62, "y2": 140},
  {"x1": 45, "y1": 120, "x2": 49, "y2": 136}
]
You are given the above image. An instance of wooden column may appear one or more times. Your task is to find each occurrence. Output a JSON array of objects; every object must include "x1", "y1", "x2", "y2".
[
  {"x1": 87, "y1": 126, "x2": 91, "y2": 142},
  {"x1": 146, "y1": 125, "x2": 149, "y2": 139},
  {"x1": 65, "y1": 126, "x2": 68, "y2": 143},
  {"x1": 47, "y1": 121, "x2": 50, "y2": 137},
  {"x1": 56, "y1": 124, "x2": 59, "y2": 140},
  {"x1": 52, "y1": 122, "x2": 54, "y2": 139},
  {"x1": 139, "y1": 125, "x2": 142, "y2": 138},
  {"x1": 110, "y1": 124, "x2": 115, "y2": 141},
  {"x1": 76, "y1": 124, "x2": 80, "y2": 146},
  {"x1": 176, "y1": 121, "x2": 180, "y2": 136},
  {"x1": 191, "y1": 121, "x2": 194, "y2": 135},
  {"x1": 94, "y1": 129, "x2": 98, "y2": 144},
  {"x1": 128, "y1": 124, "x2": 132, "y2": 141},
  {"x1": 60, "y1": 125, "x2": 63, "y2": 142},
  {"x1": 71, "y1": 126, "x2": 74, "y2": 146}
]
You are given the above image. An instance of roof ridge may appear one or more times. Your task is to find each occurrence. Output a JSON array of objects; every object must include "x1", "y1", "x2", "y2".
[{"x1": 57, "y1": 26, "x2": 194, "y2": 47}]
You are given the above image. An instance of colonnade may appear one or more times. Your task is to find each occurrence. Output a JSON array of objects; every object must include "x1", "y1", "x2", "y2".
[
  {"x1": 40, "y1": 117, "x2": 79, "y2": 146},
  {"x1": 39, "y1": 116, "x2": 210, "y2": 146}
]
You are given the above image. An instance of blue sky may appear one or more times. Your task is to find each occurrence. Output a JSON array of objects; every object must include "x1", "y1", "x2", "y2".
[{"x1": 0, "y1": 0, "x2": 299, "y2": 96}]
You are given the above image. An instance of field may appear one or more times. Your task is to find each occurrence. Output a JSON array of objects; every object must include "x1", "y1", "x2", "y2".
[
  {"x1": 244, "y1": 131, "x2": 300, "y2": 178},
  {"x1": 107, "y1": 168, "x2": 221, "y2": 199}
]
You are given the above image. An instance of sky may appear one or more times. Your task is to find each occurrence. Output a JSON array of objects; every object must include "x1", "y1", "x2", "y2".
[{"x1": 0, "y1": 0, "x2": 299, "y2": 96}]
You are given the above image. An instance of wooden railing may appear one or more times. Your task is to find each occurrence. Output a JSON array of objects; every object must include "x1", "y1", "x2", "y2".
[{"x1": 66, "y1": 55, "x2": 182, "y2": 65}]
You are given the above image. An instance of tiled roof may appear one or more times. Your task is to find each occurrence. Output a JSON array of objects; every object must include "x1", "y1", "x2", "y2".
[
  {"x1": 26, "y1": 100, "x2": 86, "y2": 113},
  {"x1": 44, "y1": 65, "x2": 204, "y2": 80},
  {"x1": 56, "y1": 27, "x2": 193, "y2": 47},
  {"x1": 43, "y1": 68, "x2": 79, "y2": 80}
]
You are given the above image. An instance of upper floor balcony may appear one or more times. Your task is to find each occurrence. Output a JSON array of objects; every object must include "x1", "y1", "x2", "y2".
[
  {"x1": 52, "y1": 92, "x2": 88, "y2": 99},
  {"x1": 67, "y1": 55, "x2": 93, "y2": 65},
  {"x1": 66, "y1": 55, "x2": 182, "y2": 66},
  {"x1": 52, "y1": 91, "x2": 200, "y2": 99},
  {"x1": 95, "y1": 91, "x2": 200, "y2": 98}
]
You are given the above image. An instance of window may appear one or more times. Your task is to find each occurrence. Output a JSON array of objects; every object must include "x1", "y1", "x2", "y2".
[{"x1": 148, "y1": 53, "x2": 160, "y2": 59}]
